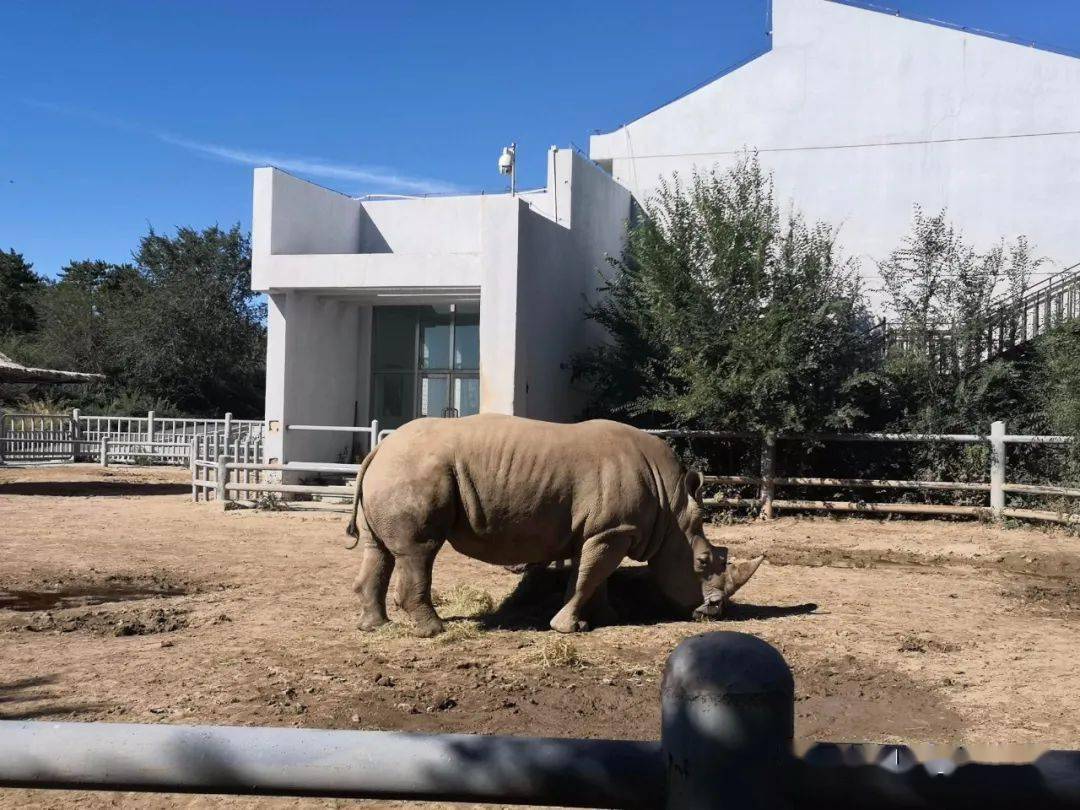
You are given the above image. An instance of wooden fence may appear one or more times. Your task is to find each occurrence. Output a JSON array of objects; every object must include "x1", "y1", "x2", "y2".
[
  {"x1": 190, "y1": 419, "x2": 1079, "y2": 526},
  {"x1": 652, "y1": 421, "x2": 1080, "y2": 525}
]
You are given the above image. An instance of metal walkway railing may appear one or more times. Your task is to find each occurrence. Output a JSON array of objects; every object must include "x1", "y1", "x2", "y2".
[{"x1": 872, "y1": 261, "x2": 1080, "y2": 363}]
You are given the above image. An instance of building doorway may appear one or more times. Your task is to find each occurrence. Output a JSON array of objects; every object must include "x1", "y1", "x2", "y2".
[{"x1": 371, "y1": 303, "x2": 480, "y2": 430}]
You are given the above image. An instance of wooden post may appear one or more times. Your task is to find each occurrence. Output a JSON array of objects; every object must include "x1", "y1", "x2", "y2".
[
  {"x1": 990, "y1": 420, "x2": 1006, "y2": 517},
  {"x1": 0, "y1": 409, "x2": 6, "y2": 466},
  {"x1": 216, "y1": 455, "x2": 229, "y2": 507},
  {"x1": 759, "y1": 433, "x2": 776, "y2": 520},
  {"x1": 371, "y1": 419, "x2": 380, "y2": 450},
  {"x1": 99, "y1": 437, "x2": 109, "y2": 468},
  {"x1": 147, "y1": 410, "x2": 155, "y2": 446}
]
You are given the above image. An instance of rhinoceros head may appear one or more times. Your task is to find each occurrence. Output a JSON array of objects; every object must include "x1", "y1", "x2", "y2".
[{"x1": 676, "y1": 471, "x2": 765, "y2": 620}]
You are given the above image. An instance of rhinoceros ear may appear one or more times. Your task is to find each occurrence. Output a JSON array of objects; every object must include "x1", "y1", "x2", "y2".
[
  {"x1": 723, "y1": 555, "x2": 765, "y2": 597},
  {"x1": 683, "y1": 470, "x2": 704, "y2": 504}
]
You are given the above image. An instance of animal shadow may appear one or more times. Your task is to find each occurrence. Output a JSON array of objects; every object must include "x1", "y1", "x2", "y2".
[
  {"x1": 0, "y1": 674, "x2": 108, "y2": 720},
  {"x1": 480, "y1": 565, "x2": 816, "y2": 630},
  {"x1": 0, "y1": 481, "x2": 190, "y2": 497}
]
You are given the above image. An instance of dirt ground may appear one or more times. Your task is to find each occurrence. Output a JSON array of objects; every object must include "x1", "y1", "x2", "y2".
[{"x1": 3, "y1": 464, "x2": 1080, "y2": 809}]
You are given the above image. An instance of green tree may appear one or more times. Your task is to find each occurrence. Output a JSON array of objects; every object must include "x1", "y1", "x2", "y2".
[
  {"x1": 115, "y1": 225, "x2": 266, "y2": 415},
  {"x1": 0, "y1": 249, "x2": 44, "y2": 335},
  {"x1": 30, "y1": 260, "x2": 143, "y2": 376},
  {"x1": 574, "y1": 155, "x2": 877, "y2": 433},
  {"x1": 878, "y1": 209, "x2": 1039, "y2": 432}
]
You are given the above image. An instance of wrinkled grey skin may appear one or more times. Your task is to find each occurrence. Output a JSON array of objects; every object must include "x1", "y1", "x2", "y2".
[{"x1": 346, "y1": 414, "x2": 765, "y2": 636}]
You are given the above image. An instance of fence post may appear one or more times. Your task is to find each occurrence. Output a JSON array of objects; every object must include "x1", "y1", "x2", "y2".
[
  {"x1": 190, "y1": 437, "x2": 198, "y2": 502},
  {"x1": 661, "y1": 631, "x2": 794, "y2": 809},
  {"x1": 223, "y1": 412, "x2": 233, "y2": 457},
  {"x1": 70, "y1": 408, "x2": 81, "y2": 462},
  {"x1": 990, "y1": 420, "x2": 1006, "y2": 517},
  {"x1": 759, "y1": 433, "x2": 776, "y2": 520},
  {"x1": 147, "y1": 410, "x2": 155, "y2": 446},
  {"x1": 99, "y1": 437, "x2": 109, "y2": 468},
  {"x1": 216, "y1": 455, "x2": 229, "y2": 507},
  {"x1": 0, "y1": 409, "x2": 6, "y2": 466},
  {"x1": 371, "y1": 418, "x2": 380, "y2": 450}
]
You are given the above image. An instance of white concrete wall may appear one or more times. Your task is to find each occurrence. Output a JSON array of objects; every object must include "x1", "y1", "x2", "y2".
[
  {"x1": 359, "y1": 197, "x2": 483, "y2": 254},
  {"x1": 252, "y1": 169, "x2": 485, "y2": 292},
  {"x1": 262, "y1": 292, "x2": 364, "y2": 465},
  {"x1": 515, "y1": 149, "x2": 632, "y2": 422},
  {"x1": 591, "y1": 0, "x2": 1080, "y2": 302},
  {"x1": 477, "y1": 195, "x2": 525, "y2": 416},
  {"x1": 253, "y1": 168, "x2": 362, "y2": 258}
]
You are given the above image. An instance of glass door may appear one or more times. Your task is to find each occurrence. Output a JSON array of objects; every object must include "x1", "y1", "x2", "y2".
[
  {"x1": 452, "y1": 375, "x2": 480, "y2": 417},
  {"x1": 371, "y1": 303, "x2": 480, "y2": 426},
  {"x1": 419, "y1": 374, "x2": 451, "y2": 417}
]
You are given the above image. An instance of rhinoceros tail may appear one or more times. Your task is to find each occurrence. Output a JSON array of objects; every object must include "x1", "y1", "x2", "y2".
[{"x1": 345, "y1": 442, "x2": 380, "y2": 550}]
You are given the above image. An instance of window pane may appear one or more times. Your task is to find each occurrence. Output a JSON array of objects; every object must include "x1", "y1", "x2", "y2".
[
  {"x1": 372, "y1": 373, "x2": 415, "y2": 430},
  {"x1": 420, "y1": 374, "x2": 450, "y2": 417},
  {"x1": 454, "y1": 312, "x2": 479, "y2": 371},
  {"x1": 419, "y1": 307, "x2": 452, "y2": 370},
  {"x1": 372, "y1": 307, "x2": 416, "y2": 371},
  {"x1": 453, "y1": 377, "x2": 480, "y2": 417}
]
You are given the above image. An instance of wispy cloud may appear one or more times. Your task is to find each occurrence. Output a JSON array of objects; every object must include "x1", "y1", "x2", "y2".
[
  {"x1": 24, "y1": 99, "x2": 462, "y2": 196},
  {"x1": 158, "y1": 134, "x2": 462, "y2": 196}
]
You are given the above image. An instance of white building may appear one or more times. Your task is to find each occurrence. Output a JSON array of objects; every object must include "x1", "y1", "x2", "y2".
[
  {"x1": 591, "y1": 0, "x2": 1080, "y2": 285},
  {"x1": 255, "y1": 0, "x2": 1080, "y2": 463}
]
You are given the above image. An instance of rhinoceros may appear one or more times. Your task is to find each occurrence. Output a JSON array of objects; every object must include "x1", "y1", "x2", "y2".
[{"x1": 345, "y1": 414, "x2": 764, "y2": 636}]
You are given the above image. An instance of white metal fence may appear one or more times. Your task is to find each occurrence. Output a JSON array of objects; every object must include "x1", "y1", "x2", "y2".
[
  {"x1": 0, "y1": 409, "x2": 264, "y2": 467},
  {"x1": 191, "y1": 420, "x2": 378, "y2": 506},
  {"x1": 0, "y1": 412, "x2": 78, "y2": 462}
]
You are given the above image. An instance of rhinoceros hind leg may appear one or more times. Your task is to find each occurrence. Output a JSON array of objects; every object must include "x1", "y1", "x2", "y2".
[
  {"x1": 550, "y1": 530, "x2": 631, "y2": 633},
  {"x1": 353, "y1": 538, "x2": 395, "y2": 631},
  {"x1": 396, "y1": 542, "x2": 445, "y2": 637}
]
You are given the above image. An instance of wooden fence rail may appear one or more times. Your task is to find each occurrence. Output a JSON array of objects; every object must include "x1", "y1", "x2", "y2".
[
  {"x1": 190, "y1": 419, "x2": 1080, "y2": 527},
  {"x1": 665, "y1": 420, "x2": 1080, "y2": 525}
]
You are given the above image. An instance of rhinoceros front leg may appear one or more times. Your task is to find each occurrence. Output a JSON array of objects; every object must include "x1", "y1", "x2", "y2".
[
  {"x1": 551, "y1": 529, "x2": 632, "y2": 633},
  {"x1": 353, "y1": 538, "x2": 395, "y2": 631},
  {"x1": 395, "y1": 540, "x2": 445, "y2": 638}
]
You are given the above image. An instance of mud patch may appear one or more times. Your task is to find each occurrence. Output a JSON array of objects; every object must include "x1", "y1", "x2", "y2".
[
  {"x1": 0, "y1": 583, "x2": 188, "y2": 612},
  {"x1": 0, "y1": 571, "x2": 202, "y2": 636},
  {"x1": 897, "y1": 634, "x2": 961, "y2": 654},
  {"x1": 795, "y1": 656, "x2": 966, "y2": 742},
  {"x1": 17, "y1": 605, "x2": 189, "y2": 636},
  {"x1": 1008, "y1": 579, "x2": 1080, "y2": 613}
]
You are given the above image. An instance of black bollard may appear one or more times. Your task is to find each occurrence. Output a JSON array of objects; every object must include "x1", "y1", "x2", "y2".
[{"x1": 661, "y1": 631, "x2": 795, "y2": 809}]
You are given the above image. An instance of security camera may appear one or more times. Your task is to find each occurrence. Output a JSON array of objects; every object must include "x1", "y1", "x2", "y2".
[{"x1": 498, "y1": 145, "x2": 515, "y2": 175}]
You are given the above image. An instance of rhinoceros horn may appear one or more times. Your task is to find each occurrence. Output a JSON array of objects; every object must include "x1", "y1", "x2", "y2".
[
  {"x1": 692, "y1": 552, "x2": 766, "y2": 619},
  {"x1": 723, "y1": 554, "x2": 765, "y2": 597}
]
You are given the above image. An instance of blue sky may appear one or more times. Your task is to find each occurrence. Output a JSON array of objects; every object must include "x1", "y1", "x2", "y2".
[{"x1": 2, "y1": 0, "x2": 1078, "y2": 279}]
